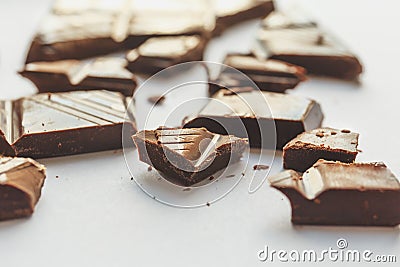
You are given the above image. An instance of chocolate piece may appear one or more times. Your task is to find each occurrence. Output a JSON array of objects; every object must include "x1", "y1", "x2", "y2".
[
  {"x1": 209, "y1": 53, "x2": 306, "y2": 95},
  {"x1": 213, "y1": 0, "x2": 274, "y2": 35},
  {"x1": 283, "y1": 127, "x2": 359, "y2": 172},
  {"x1": 147, "y1": 95, "x2": 166, "y2": 105},
  {"x1": 253, "y1": 12, "x2": 363, "y2": 80},
  {"x1": 20, "y1": 56, "x2": 137, "y2": 96},
  {"x1": 126, "y1": 35, "x2": 205, "y2": 75},
  {"x1": 253, "y1": 164, "x2": 269, "y2": 170},
  {"x1": 0, "y1": 90, "x2": 136, "y2": 158},
  {"x1": 132, "y1": 127, "x2": 248, "y2": 186},
  {"x1": 0, "y1": 157, "x2": 46, "y2": 221},
  {"x1": 26, "y1": 0, "x2": 214, "y2": 62},
  {"x1": 183, "y1": 89, "x2": 323, "y2": 149},
  {"x1": 269, "y1": 160, "x2": 400, "y2": 226}
]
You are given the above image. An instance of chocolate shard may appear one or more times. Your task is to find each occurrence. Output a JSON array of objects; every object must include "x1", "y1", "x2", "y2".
[
  {"x1": 283, "y1": 127, "x2": 359, "y2": 172},
  {"x1": 183, "y1": 89, "x2": 323, "y2": 149},
  {"x1": 209, "y1": 53, "x2": 307, "y2": 95},
  {"x1": 0, "y1": 90, "x2": 136, "y2": 159},
  {"x1": 0, "y1": 157, "x2": 46, "y2": 221},
  {"x1": 26, "y1": 0, "x2": 214, "y2": 62},
  {"x1": 132, "y1": 127, "x2": 248, "y2": 186},
  {"x1": 20, "y1": 56, "x2": 137, "y2": 96},
  {"x1": 213, "y1": 0, "x2": 274, "y2": 35},
  {"x1": 126, "y1": 35, "x2": 205, "y2": 75},
  {"x1": 269, "y1": 160, "x2": 400, "y2": 226},
  {"x1": 253, "y1": 12, "x2": 363, "y2": 80}
]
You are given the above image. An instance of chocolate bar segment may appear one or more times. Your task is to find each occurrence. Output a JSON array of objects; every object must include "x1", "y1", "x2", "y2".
[
  {"x1": 0, "y1": 157, "x2": 46, "y2": 221},
  {"x1": 253, "y1": 12, "x2": 363, "y2": 80},
  {"x1": 209, "y1": 53, "x2": 306, "y2": 95},
  {"x1": 20, "y1": 56, "x2": 137, "y2": 96},
  {"x1": 283, "y1": 128, "x2": 359, "y2": 172},
  {"x1": 26, "y1": 0, "x2": 214, "y2": 62},
  {"x1": 184, "y1": 89, "x2": 323, "y2": 149},
  {"x1": 269, "y1": 160, "x2": 400, "y2": 226},
  {"x1": 0, "y1": 90, "x2": 136, "y2": 158},
  {"x1": 126, "y1": 35, "x2": 205, "y2": 75},
  {"x1": 213, "y1": 0, "x2": 274, "y2": 35},
  {"x1": 132, "y1": 127, "x2": 248, "y2": 186}
]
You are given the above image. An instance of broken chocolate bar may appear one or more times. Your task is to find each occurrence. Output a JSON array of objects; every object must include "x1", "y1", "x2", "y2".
[
  {"x1": 283, "y1": 128, "x2": 359, "y2": 172},
  {"x1": 126, "y1": 35, "x2": 205, "y2": 75},
  {"x1": 213, "y1": 0, "x2": 274, "y2": 35},
  {"x1": 209, "y1": 53, "x2": 306, "y2": 95},
  {"x1": 0, "y1": 90, "x2": 136, "y2": 158},
  {"x1": 132, "y1": 127, "x2": 248, "y2": 186},
  {"x1": 183, "y1": 89, "x2": 323, "y2": 149},
  {"x1": 0, "y1": 157, "x2": 46, "y2": 221},
  {"x1": 20, "y1": 56, "x2": 137, "y2": 96},
  {"x1": 269, "y1": 160, "x2": 400, "y2": 226},
  {"x1": 26, "y1": 0, "x2": 214, "y2": 62},
  {"x1": 253, "y1": 12, "x2": 363, "y2": 80}
]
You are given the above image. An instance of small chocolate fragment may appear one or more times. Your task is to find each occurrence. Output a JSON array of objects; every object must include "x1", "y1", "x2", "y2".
[
  {"x1": 26, "y1": 0, "x2": 214, "y2": 62},
  {"x1": 20, "y1": 56, "x2": 137, "y2": 96},
  {"x1": 209, "y1": 53, "x2": 306, "y2": 95},
  {"x1": 126, "y1": 36, "x2": 205, "y2": 75},
  {"x1": 253, "y1": 164, "x2": 269, "y2": 170},
  {"x1": 283, "y1": 127, "x2": 359, "y2": 172},
  {"x1": 183, "y1": 89, "x2": 323, "y2": 149},
  {"x1": 147, "y1": 95, "x2": 166, "y2": 105},
  {"x1": 132, "y1": 127, "x2": 248, "y2": 186},
  {"x1": 269, "y1": 160, "x2": 400, "y2": 226},
  {"x1": 213, "y1": 0, "x2": 274, "y2": 35},
  {"x1": 253, "y1": 12, "x2": 363, "y2": 80},
  {"x1": 0, "y1": 90, "x2": 136, "y2": 158},
  {"x1": 0, "y1": 157, "x2": 46, "y2": 221}
]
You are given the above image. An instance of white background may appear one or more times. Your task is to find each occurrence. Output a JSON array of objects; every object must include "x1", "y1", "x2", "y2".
[{"x1": 1, "y1": 0, "x2": 400, "y2": 266}]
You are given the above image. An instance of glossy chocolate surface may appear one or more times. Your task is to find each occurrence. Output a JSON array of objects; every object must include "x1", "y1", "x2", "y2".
[
  {"x1": 184, "y1": 89, "x2": 323, "y2": 149},
  {"x1": 0, "y1": 90, "x2": 136, "y2": 158},
  {"x1": 283, "y1": 127, "x2": 359, "y2": 172},
  {"x1": 132, "y1": 127, "x2": 247, "y2": 186},
  {"x1": 209, "y1": 53, "x2": 306, "y2": 95},
  {"x1": 269, "y1": 160, "x2": 400, "y2": 226},
  {"x1": 0, "y1": 157, "x2": 46, "y2": 221},
  {"x1": 126, "y1": 35, "x2": 205, "y2": 75},
  {"x1": 253, "y1": 12, "x2": 363, "y2": 80},
  {"x1": 20, "y1": 56, "x2": 137, "y2": 96}
]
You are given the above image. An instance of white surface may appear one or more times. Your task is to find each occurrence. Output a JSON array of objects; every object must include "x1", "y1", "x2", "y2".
[{"x1": 1, "y1": 0, "x2": 400, "y2": 266}]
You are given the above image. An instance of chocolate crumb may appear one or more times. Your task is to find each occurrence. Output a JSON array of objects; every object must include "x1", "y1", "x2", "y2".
[
  {"x1": 341, "y1": 129, "x2": 351, "y2": 133},
  {"x1": 148, "y1": 95, "x2": 165, "y2": 105},
  {"x1": 147, "y1": 166, "x2": 153, "y2": 172},
  {"x1": 226, "y1": 174, "x2": 235, "y2": 178},
  {"x1": 209, "y1": 176, "x2": 214, "y2": 181},
  {"x1": 330, "y1": 131, "x2": 337, "y2": 135},
  {"x1": 206, "y1": 202, "x2": 210, "y2": 207},
  {"x1": 316, "y1": 132, "x2": 324, "y2": 138},
  {"x1": 130, "y1": 177, "x2": 133, "y2": 181},
  {"x1": 253, "y1": 164, "x2": 269, "y2": 170},
  {"x1": 55, "y1": 175, "x2": 59, "y2": 179},
  {"x1": 241, "y1": 172, "x2": 245, "y2": 176},
  {"x1": 357, "y1": 149, "x2": 363, "y2": 153},
  {"x1": 41, "y1": 123, "x2": 45, "y2": 126}
]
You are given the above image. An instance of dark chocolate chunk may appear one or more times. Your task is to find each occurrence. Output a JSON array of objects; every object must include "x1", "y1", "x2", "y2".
[
  {"x1": 26, "y1": 0, "x2": 214, "y2": 62},
  {"x1": 0, "y1": 157, "x2": 46, "y2": 221},
  {"x1": 209, "y1": 53, "x2": 306, "y2": 95},
  {"x1": 126, "y1": 35, "x2": 206, "y2": 75},
  {"x1": 283, "y1": 127, "x2": 359, "y2": 172},
  {"x1": 183, "y1": 89, "x2": 324, "y2": 149},
  {"x1": 253, "y1": 12, "x2": 363, "y2": 80},
  {"x1": 20, "y1": 56, "x2": 137, "y2": 96},
  {"x1": 132, "y1": 127, "x2": 248, "y2": 186},
  {"x1": 213, "y1": 0, "x2": 274, "y2": 35},
  {"x1": 0, "y1": 90, "x2": 136, "y2": 158},
  {"x1": 269, "y1": 160, "x2": 400, "y2": 226}
]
